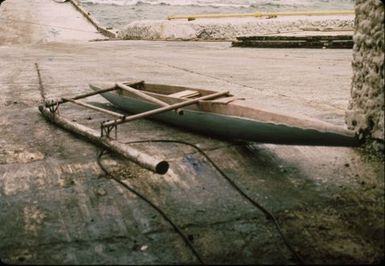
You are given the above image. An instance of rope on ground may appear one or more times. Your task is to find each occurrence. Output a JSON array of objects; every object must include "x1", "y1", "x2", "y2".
[
  {"x1": 35, "y1": 63, "x2": 46, "y2": 102},
  {"x1": 35, "y1": 62, "x2": 302, "y2": 263},
  {"x1": 35, "y1": 60, "x2": 203, "y2": 263},
  {"x1": 35, "y1": 63, "x2": 198, "y2": 263},
  {"x1": 97, "y1": 150, "x2": 205, "y2": 265},
  {"x1": 125, "y1": 139, "x2": 305, "y2": 264}
]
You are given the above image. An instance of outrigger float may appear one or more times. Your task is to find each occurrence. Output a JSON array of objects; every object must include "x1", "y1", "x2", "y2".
[{"x1": 39, "y1": 80, "x2": 360, "y2": 175}]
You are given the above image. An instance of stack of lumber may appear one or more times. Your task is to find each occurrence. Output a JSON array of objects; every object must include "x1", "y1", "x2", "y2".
[{"x1": 232, "y1": 35, "x2": 353, "y2": 49}]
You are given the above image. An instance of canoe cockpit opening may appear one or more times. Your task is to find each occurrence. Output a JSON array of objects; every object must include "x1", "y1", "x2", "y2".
[
  {"x1": 120, "y1": 81, "x2": 232, "y2": 101},
  {"x1": 122, "y1": 80, "x2": 145, "y2": 90}
]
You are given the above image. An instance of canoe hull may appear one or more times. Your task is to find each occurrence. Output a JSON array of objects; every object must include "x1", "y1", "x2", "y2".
[{"x1": 101, "y1": 91, "x2": 359, "y2": 146}]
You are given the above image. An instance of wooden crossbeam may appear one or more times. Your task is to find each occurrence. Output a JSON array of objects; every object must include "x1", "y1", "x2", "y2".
[
  {"x1": 115, "y1": 82, "x2": 184, "y2": 115},
  {"x1": 116, "y1": 82, "x2": 169, "y2": 107},
  {"x1": 63, "y1": 98, "x2": 125, "y2": 119},
  {"x1": 44, "y1": 80, "x2": 143, "y2": 108}
]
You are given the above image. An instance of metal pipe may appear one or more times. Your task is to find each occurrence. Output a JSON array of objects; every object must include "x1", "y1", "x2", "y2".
[{"x1": 167, "y1": 10, "x2": 354, "y2": 20}]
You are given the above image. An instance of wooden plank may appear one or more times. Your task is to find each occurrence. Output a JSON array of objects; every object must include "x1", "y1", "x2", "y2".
[
  {"x1": 168, "y1": 90, "x2": 200, "y2": 99},
  {"x1": 233, "y1": 35, "x2": 353, "y2": 49},
  {"x1": 39, "y1": 105, "x2": 169, "y2": 174},
  {"x1": 236, "y1": 35, "x2": 352, "y2": 41},
  {"x1": 102, "y1": 91, "x2": 229, "y2": 127},
  {"x1": 232, "y1": 39, "x2": 353, "y2": 49},
  {"x1": 209, "y1": 96, "x2": 244, "y2": 104}
]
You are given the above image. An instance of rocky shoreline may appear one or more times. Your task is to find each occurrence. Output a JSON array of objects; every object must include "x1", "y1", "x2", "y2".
[{"x1": 117, "y1": 15, "x2": 354, "y2": 41}]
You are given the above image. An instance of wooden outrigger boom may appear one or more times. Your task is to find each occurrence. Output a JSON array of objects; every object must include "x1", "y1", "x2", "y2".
[
  {"x1": 39, "y1": 105, "x2": 169, "y2": 174},
  {"x1": 39, "y1": 80, "x2": 174, "y2": 174},
  {"x1": 39, "y1": 80, "x2": 228, "y2": 175}
]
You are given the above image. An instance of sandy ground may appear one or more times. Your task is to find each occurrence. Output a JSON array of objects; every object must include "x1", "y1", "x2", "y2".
[{"x1": 0, "y1": 0, "x2": 384, "y2": 264}]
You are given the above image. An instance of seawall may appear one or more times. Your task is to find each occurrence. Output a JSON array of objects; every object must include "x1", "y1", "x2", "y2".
[
  {"x1": 346, "y1": 0, "x2": 384, "y2": 150},
  {"x1": 118, "y1": 15, "x2": 354, "y2": 41}
]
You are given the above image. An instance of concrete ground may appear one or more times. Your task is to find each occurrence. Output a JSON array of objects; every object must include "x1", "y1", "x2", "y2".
[{"x1": 0, "y1": 0, "x2": 384, "y2": 264}]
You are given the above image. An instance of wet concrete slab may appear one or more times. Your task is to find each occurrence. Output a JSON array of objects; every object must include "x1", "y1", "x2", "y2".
[{"x1": 0, "y1": 0, "x2": 384, "y2": 265}]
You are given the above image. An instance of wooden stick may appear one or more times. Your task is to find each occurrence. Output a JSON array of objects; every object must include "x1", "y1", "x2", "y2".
[
  {"x1": 116, "y1": 83, "x2": 170, "y2": 107},
  {"x1": 63, "y1": 98, "x2": 125, "y2": 119},
  {"x1": 45, "y1": 80, "x2": 143, "y2": 107},
  {"x1": 102, "y1": 91, "x2": 229, "y2": 127},
  {"x1": 39, "y1": 105, "x2": 169, "y2": 175},
  {"x1": 116, "y1": 82, "x2": 184, "y2": 115}
]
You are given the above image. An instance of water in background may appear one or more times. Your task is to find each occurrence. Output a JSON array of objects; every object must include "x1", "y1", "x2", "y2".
[{"x1": 80, "y1": 0, "x2": 355, "y2": 29}]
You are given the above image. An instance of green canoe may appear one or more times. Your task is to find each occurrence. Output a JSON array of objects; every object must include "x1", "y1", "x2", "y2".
[{"x1": 90, "y1": 81, "x2": 359, "y2": 147}]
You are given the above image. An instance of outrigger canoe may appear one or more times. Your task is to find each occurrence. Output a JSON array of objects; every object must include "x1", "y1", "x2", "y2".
[{"x1": 90, "y1": 81, "x2": 359, "y2": 147}]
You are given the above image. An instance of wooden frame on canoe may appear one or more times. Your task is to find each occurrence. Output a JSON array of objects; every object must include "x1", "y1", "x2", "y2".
[
  {"x1": 88, "y1": 80, "x2": 360, "y2": 147},
  {"x1": 39, "y1": 79, "x2": 360, "y2": 174},
  {"x1": 39, "y1": 80, "x2": 230, "y2": 174}
]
